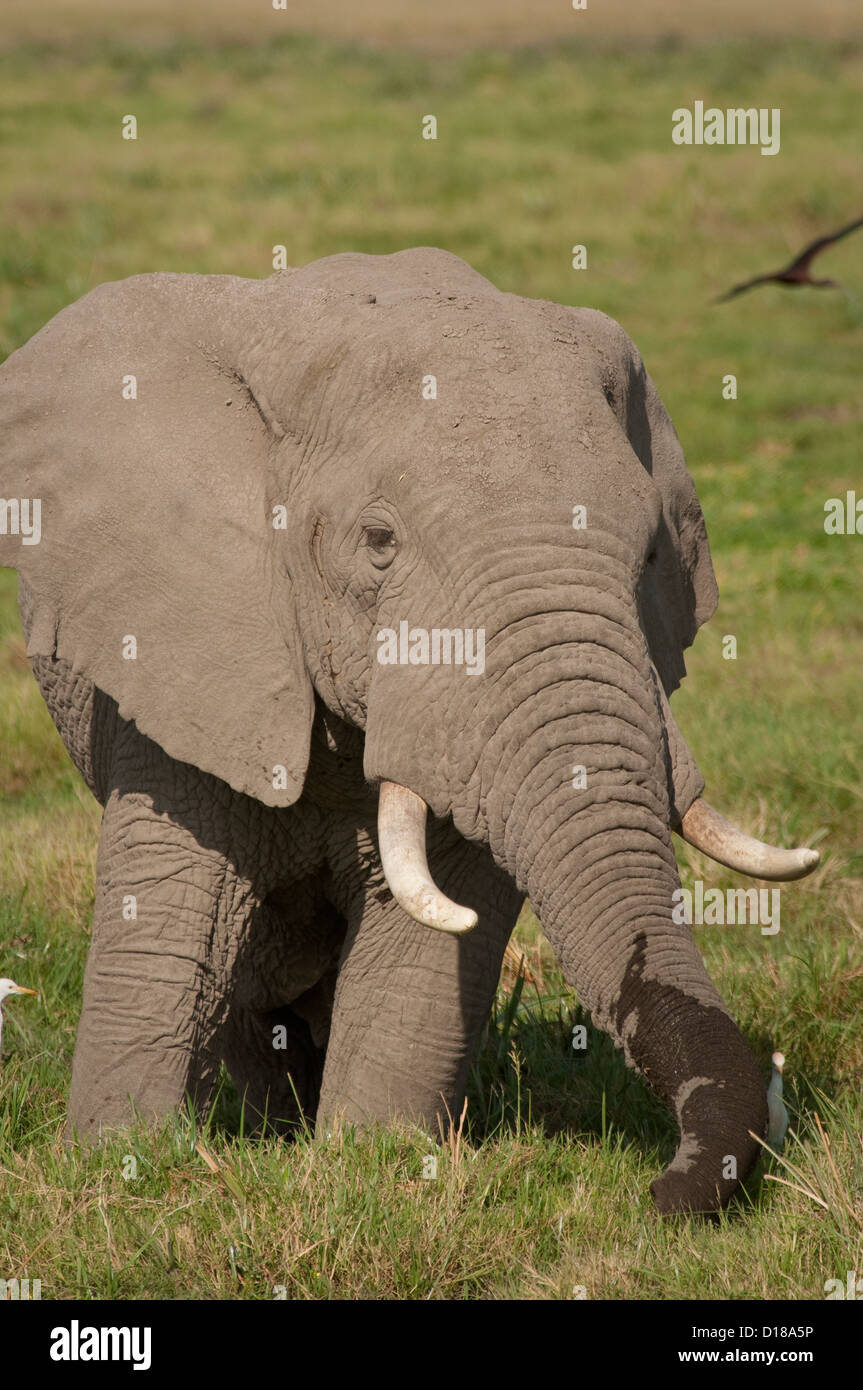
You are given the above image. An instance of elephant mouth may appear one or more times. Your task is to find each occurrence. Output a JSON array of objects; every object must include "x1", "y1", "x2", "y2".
[{"x1": 377, "y1": 779, "x2": 820, "y2": 934}]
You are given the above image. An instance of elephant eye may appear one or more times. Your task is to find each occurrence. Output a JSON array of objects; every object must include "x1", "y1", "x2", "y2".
[{"x1": 363, "y1": 526, "x2": 397, "y2": 569}]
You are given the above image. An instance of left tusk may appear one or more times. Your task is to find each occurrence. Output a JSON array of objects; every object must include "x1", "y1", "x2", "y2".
[
  {"x1": 677, "y1": 798, "x2": 820, "y2": 881},
  {"x1": 377, "y1": 781, "x2": 478, "y2": 933}
]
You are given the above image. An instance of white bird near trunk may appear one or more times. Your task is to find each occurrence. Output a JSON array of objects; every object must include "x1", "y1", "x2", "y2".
[
  {"x1": 766, "y1": 1050, "x2": 789, "y2": 1150},
  {"x1": 0, "y1": 978, "x2": 38, "y2": 1058}
]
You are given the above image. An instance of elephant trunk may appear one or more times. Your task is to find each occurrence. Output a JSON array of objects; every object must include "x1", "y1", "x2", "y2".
[
  {"x1": 462, "y1": 593, "x2": 768, "y2": 1212},
  {"x1": 365, "y1": 541, "x2": 807, "y2": 1209},
  {"x1": 617, "y1": 940, "x2": 770, "y2": 1213},
  {"x1": 500, "y1": 738, "x2": 767, "y2": 1213}
]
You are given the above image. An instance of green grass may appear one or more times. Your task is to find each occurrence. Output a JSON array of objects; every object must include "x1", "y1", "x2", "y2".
[{"x1": 1, "y1": 27, "x2": 861, "y2": 1299}]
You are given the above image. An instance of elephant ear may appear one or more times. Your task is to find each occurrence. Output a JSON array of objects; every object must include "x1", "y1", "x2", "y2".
[
  {"x1": 614, "y1": 331, "x2": 719, "y2": 697},
  {"x1": 0, "y1": 272, "x2": 314, "y2": 807}
]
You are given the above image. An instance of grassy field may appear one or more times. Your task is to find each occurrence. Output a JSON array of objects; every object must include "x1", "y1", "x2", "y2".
[{"x1": 0, "y1": 14, "x2": 861, "y2": 1300}]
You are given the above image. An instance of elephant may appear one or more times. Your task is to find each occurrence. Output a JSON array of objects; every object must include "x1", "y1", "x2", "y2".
[{"x1": 0, "y1": 247, "x2": 819, "y2": 1213}]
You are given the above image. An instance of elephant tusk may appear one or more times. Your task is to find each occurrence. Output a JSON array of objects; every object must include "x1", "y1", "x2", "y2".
[
  {"x1": 377, "y1": 782, "x2": 478, "y2": 934},
  {"x1": 677, "y1": 798, "x2": 820, "y2": 881}
]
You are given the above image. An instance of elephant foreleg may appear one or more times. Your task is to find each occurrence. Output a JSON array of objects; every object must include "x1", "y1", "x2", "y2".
[
  {"x1": 317, "y1": 832, "x2": 521, "y2": 1136},
  {"x1": 67, "y1": 728, "x2": 255, "y2": 1135}
]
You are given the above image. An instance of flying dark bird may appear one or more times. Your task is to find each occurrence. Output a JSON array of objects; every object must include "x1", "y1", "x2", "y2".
[{"x1": 716, "y1": 216, "x2": 863, "y2": 302}]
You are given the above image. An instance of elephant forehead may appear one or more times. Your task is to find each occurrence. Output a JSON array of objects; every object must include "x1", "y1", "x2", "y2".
[
  {"x1": 262, "y1": 256, "x2": 608, "y2": 407},
  {"x1": 301, "y1": 290, "x2": 601, "y2": 384},
  {"x1": 319, "y1": 339, "x2": 653, "y2": 521},
  {"x1": 252, "y1": 254, "x2": 662, "y2": 519},
  {"x1": 277, "y1": 302, "x2": 615, "y2": 457},
  {"x1": 280, "y1": 249, "x2": 634, "y2": 386},
  {"x1": 282, "y1": 245, "x2": 500, "y2": 299},
  {"x1": 381, "y1": 395, "x2": 634, "y2": 497}
]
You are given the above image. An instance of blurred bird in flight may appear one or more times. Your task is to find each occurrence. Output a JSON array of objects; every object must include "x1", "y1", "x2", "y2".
[{"x1": 717, "y1": 217, "x2": 863, "y2": 302}]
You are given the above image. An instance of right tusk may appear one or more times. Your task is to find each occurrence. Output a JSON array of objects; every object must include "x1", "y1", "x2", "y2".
[
  {"x1": 678, "y1": 798, "x2": 820, "y2": 881},
  {"x1": 377, "y1": 781, "x2": 478, "y2": 933}
]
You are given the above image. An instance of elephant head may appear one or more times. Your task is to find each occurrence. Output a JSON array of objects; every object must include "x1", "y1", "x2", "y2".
[{"x1": 0, "y1": 248, "x2": 818, "y2": 1212}]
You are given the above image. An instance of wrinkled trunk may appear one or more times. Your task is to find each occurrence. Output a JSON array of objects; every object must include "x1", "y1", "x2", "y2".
[
  {"x1": 510, "y1": 779, "x2": 766, "y2": 1212},
  {"x1": 365, "y1": 544, "x2": 768, "y2": 1211},
  {"x1": 471, "y1": 595, "x2": 766, "y2": 1211}
]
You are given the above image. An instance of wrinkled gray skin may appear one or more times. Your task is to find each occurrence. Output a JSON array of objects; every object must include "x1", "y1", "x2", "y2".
[{"x1": 1, "y1": 248, "x2": 770, "y2": 1212}]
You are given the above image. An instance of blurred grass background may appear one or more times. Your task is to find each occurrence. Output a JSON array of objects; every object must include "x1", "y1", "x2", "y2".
[
  {"x1": 0, "y1": 0, "x2": 861, "y2": 1300},
  {"x1": 4, "y1": 0, "x2": 863, "y2": 48}
]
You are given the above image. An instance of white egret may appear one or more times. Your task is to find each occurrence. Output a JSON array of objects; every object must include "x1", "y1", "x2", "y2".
[
  {"x1": 0, "y1": 978, "x2": 37, "y2": 1057},
  {"x1": 766, "y1": 1050, "x2": 788, "y2": 1150}
]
